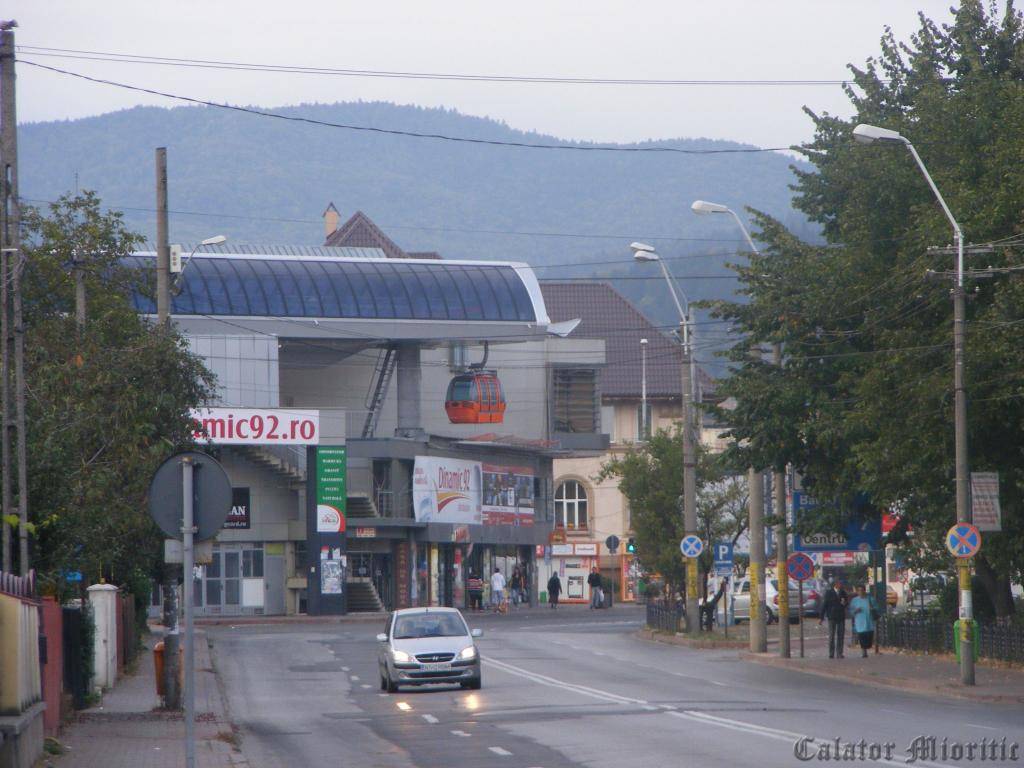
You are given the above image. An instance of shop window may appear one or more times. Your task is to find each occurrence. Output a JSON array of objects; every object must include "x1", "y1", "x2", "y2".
[
  {"x1": 243, "y1": 548, "x2": 264, "y2": 578},
  {"x1": 554, "y1": 480, "x2": 588, "y2": 530},
  {"x1": 552, "y1": 368, "x2": 599, "y2": 433}
]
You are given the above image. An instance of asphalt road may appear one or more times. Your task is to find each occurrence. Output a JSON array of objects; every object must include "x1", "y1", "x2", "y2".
[{"x1": 209, "y1": 605, "x2": 1024, "y2": 768}]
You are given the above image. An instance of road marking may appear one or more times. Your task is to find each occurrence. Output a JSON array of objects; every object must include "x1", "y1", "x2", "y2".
[
  {"x1": 396, "y1": 702, "x2": 411, "y2": 711},
  {"x1": 422, "y1": 714, "x2": 438, "y2": 724},
  {"x1": 341, "y1": 666, "x2": 350, "y2": 672},
  {"x1": 351, "y1": 675, "x2": 360, "y2": 681},
  {"x1": 710, "y1": 680, "x2": 728, "y2": 687},
  {"x1": 488, "y1": 747, "x2": 513, "y2": 756},
  {"x1": 483, "y1": 657, "x2": 646, "y2": 706},
  {"x1": 450, "y1": 730, "x2": 471, "y2": 737},
  {"x1": 361, "y1": 684, "x2": 371, "y2": 689},
  {"x1": 966, "y1": 723, "x2": 1000, "y2": 731}
]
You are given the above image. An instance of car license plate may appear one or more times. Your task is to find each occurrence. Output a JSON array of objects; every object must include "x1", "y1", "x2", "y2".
[{"x1": 423, "y1": 662, "x2": 451, "y2": 671}]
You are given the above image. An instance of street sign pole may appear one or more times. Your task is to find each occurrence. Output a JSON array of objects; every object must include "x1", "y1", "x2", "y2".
[
  {"x1": 798, "y1": 581, "x2": 804, "y2": 658},
  {"x1": 181, "y1": 456, "x2": 196, "y2": 768}
]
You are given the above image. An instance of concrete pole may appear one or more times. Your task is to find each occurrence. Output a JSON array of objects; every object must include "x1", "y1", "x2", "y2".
[
  {"x1": 0, "y1": 24, "x2": 14, "y2": 573},
  {"x1": 680, "y1": 320, "x2": 698, "y2": 633},
  {"x1": 773, "y1": 344, "x2": 790, "y2": 657},
  {"x1": 748, "y1": 468, "x2": 766, "y2": 652},
  {"x1": 640, "y1": 338, "x2": 647, "y2": 440},
  {"x1": 395, "y1": 343, "x2": 423, "y2": 439},
  {"x1": 156, "y1": 148, "x2": 170, "y2": 326},
  {"x1": 954, "y1": 276, "x2": 974, "y2": 685}
]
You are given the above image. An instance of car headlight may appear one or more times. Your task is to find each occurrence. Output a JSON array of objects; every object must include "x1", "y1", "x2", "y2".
[
  {"x1": 392, "y1": 649, "x2": 413, "y2": 663},
  {"x1": 458, "y1": 646, "x2": 477, "y2": 660}
]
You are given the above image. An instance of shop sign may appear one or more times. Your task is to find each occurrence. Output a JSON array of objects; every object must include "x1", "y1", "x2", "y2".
[
  {"x1": 191, "y1": 407, "x2": 319, "y2": 445},
  {"x1": 353, "y1": 527, "x2": 377, "y2": 538},
  {"x1": 223, "y1": 487, "x2": 251, "y2": 529},
  {"x1": 316, "y1": 446, "x2": 346, "y2": 533},
  {"x1": 574, "y1": 543, "x2": 597, "y2": 556},
  {"x1": 551, "y1": 544, "x2": 573, "y2": 556},
  {"x1": 820, "y1": 551, "x2": 856, "y2": 565}
]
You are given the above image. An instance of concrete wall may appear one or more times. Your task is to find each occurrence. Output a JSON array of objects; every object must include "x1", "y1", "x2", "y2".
[
  {"x1": 216, "y1": 451, "x2": 302, "y2": 543},
  {"x1": 279, "y1": 338, "x2": 606, "y2": 442},
  {"x1": 40, "y1": 598, "x2": 63, "y2": 737},
  {"x1": 188, "y1": 335, "x2": 279, "y2": 407},
  {"x1": 87, "y1": 585, "x2": 118, "y2": 692}
]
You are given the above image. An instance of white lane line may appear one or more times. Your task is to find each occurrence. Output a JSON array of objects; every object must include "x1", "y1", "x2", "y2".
[
  {"x1": 966, "y1": 723, "x2": 1000, "y2": 731},
  {"x1": 341, "y1": 666, "x2": 350, "y2": 672},
  {"x1": 710, "y1": 680, "x2": 728, "y2": 687},
  {"x1": 450, "y1": 730, "x2": 471, "y2": 737},
  {"x1": 483, "y1": 657, "x2": 646, "y2": 706},
  {"x1": 351, "y1": 675, "x2": 360, "y2": 681},
  {"x1": 422, "y1": 714, "x2": 439, "y2": 724},
  {"x1": 360, "y1": 684, "x2": 372, "y2": 689},
  {"x1": 488, "y1": 747, "x2": 513, "y2": 756}
]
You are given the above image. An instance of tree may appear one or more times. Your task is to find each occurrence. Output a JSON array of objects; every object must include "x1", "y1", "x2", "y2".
[
  {"x1": 599, "y1": 427, "x2": 747, "y2": 606},
  {"x1": 711, "y1": 1, "x2": 1024, "y2": 616},
  {"x1": 16, "y1": 192, "x2": 215, "y2": 592}
]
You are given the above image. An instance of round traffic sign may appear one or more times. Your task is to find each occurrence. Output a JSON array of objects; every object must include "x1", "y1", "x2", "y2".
[
  {"x1": 605, "y1": 535, "x2": 620, "y2": 553},
  {"x1": 680, "y1": 535, "x2": 704, "y2": 559},
  {"x1": 148, "y1": 451, "x2": 233, "y2": 541},
  {"x1": 946, "y1": 523, "x2": 981, "y2": 559},
  {"x1": 786, "y1": 552, "x2": 814, "y2": 582}
]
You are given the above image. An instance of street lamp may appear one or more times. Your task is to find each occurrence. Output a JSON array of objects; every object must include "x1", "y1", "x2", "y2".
[
  {"x1": 172, "y1": 235, "x2": 227, "y2": 295},
  {"x1": 690, "y1": 198, "x2": 776, "y2": 655},
  {"x1": 852, "y1": 122, "x2": 973, "y2": 685},
  {"x1": 640, "y1": 338, "x2": 648, "y2": 441},
  {"x1": 630, "y1": 242, "x2": 699, "y2": 633}
]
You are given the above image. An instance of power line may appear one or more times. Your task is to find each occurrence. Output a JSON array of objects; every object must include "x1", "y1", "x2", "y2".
[
  {"x1": 19, "y1": 60, "x2": 799, "y2": 156},
  {"x1": 17, "y1": 46, "x2": 873, "y2": 88}
]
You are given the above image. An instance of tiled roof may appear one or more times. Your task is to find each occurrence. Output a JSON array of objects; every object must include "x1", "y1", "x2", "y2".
[
  {"x1": 540, "y1": 281, "x2": 714, "y2": 400},
  {"x1": 325, "y1": 211, "x2": 411, "y2": 258}
]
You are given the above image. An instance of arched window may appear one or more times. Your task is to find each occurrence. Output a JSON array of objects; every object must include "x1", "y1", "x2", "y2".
[{"x1": 555, "y1": 480, "x2": 588, "y2": 530}]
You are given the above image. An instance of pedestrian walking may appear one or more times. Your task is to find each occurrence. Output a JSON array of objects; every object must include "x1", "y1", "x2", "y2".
[
  {"x1": 510, "y1": 566, "x2": 523, "y2": 607},
  {"x1": 819, "y1": 580, "x2": 848, "y2": 658},
  {"x1": 467, "y1": 571, "x2": 484, "y2": 612},
  {"x1": 849, "y1": 584, "x2": 876, "y2": 658},
  {"x1": 547, "y1": 573, "x2": 562, "y2": 609},
  {"x1": 491, "y1": 567, "x2": 507, "y2": 613},
  {"x1": 588, "y1": 567, "x2": 604, "y2": 609}
]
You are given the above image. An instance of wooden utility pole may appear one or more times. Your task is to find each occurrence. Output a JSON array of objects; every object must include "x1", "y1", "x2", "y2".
[
  {"x1": 156, "y1": 148, "x2": 170, "y2": 325},
  {"x1": 0, "y1": 20, "x2": 25, "y2": 575},
  {"x1": 74, "y1": 248, "x2": 86, "y2": 332}
]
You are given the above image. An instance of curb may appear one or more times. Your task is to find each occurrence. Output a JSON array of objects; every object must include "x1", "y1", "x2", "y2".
[
  {"x1": 740, "y1": 652, "x2": 1024, "y2": 705},
  {"x1": 636, "y1": 627, "x2": 748, "y2": 650},
  {"x1": 195, "y1": 613, "x2": 386, "y2": 627}
]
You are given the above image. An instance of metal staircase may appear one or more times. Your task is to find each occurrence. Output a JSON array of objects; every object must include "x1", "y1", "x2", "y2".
[
  {"x1": 362, "y1": 346, "x2": 397, "y2": 438},
  {"x1": 233, "y1": 445, "x2": 306, "y2": 485}
]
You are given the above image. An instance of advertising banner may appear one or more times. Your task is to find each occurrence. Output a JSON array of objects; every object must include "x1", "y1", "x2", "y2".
[
  {"x1": 481, "y1": 463, "x2": 535, "y2": 526},
  {"x1": 413, "y1": 457, "x2": 482, "y2": 524},
  {"x1": 316, "y1": 446, "x2": 347, "y2": 533},
  {"x1": 223, "y1": 487, "x2": 251, "y2": 529},
  {"x1": 191, "y1": 407, "x2": 319, "y2": 445}
]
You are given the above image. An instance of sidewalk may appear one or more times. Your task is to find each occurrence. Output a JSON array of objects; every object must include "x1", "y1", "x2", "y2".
[
  {"x1": 743, "y1": 641, "x2": 1024, "y2": 705},
  {"x1": 52, "y1": 629, "x2": 246, "y2": 768}
]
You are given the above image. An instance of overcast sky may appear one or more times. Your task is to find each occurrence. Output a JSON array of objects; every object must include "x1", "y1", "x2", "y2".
[{"x1": 10, "y1": 1, "x2": 956, "y2": 148}]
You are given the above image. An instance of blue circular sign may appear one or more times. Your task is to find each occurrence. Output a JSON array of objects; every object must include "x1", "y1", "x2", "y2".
[
  {"x1": 946, "y1": 523, "x2": 981, "y2": 559},
  {"x1": 680, "y1": 535, "x2": 704, "y2": 558},
  {"x1": 786, "y1": 552, "x2": 814, "y2": 582}
]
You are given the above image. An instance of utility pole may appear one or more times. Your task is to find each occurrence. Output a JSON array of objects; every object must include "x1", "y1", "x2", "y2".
[
  {"x1": 748, "y1": 468, "x2": 766, "y2": 652},
  {"x1": 773, "y1": 343, "x2": 790, "y2": 658},
  {"x1": 73, "y1": 248, "x2": 86, "y2": 332},
  {"x1": 680, "y1": 319, "x2": 699, "y2": 633},
  {"x1": 0, "y1": 21, "x2": 14, "y2": 574},
  {"x1": 1, "y1": 20, "x2": 26, "y2": 576},
  {"x1": 156, "y1": 147, "x2": 170, "y2": 326}
]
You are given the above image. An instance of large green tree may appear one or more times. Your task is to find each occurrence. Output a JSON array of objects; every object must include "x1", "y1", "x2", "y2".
[
  {"x1": 10, "y1": 192, "x2": 215, "y2": 591},
  {"x1": 712, "y1": 1, "x2": 1024, "y2": 616}
]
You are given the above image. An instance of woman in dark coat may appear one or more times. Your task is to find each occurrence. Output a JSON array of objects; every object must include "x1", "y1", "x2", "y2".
[{"x1": 547, "y1": 573, "x2": 562, "y2": 609}]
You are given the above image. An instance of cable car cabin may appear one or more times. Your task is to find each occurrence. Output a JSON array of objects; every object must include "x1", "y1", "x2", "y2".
[{"x1": 445, "y1": 372, "x2": 506, "y2": 424}]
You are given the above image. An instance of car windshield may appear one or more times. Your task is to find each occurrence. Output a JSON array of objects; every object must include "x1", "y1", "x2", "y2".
[{"x1": 393, "y1": 613, "x2": 468, "y2": 639}]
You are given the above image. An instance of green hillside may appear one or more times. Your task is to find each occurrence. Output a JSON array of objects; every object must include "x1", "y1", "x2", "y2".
[{"x1": 18, "y1": 101, "x2": 814, "y2": 332}]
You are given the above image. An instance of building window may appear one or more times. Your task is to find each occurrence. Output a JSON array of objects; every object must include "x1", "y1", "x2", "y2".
[
  {"x1": 554, "y1": 480, "x2": 588, "y2": 530},
  {"x1": 636, "y1": 403, "x2": 651, "y2": 441},
  {"x1": 552, "y1": 368, "x2": 599, "y2": 433}
]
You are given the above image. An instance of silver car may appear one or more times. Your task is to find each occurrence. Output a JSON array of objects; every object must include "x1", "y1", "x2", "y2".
[{"x1": 377, "y1": 607, "x2": 483, "y2": 692}]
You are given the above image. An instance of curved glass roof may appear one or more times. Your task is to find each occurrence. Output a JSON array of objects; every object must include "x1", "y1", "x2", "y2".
[{"x1": 127, "y1": 255, "x2": 539, "y2": 323}]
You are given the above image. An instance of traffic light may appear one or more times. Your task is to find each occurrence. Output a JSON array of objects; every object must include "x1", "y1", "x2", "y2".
[{"x1": 626, "y1": 537, "x2": 637, "y2": 554}]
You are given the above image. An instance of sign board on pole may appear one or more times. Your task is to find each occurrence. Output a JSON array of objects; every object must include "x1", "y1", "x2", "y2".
[
  {"x1": 605, "y1": 535, "x2": 620, "y2": 554},
  {"x1": 971, "y1": 472, "x2": 1001, "y2": 532},
  {"x1": 680, "y1": 535, "x2": 704, "y2": 559},
  {"x1": 786, "y1": 552, "x2": 814, "y2": 582},
  {"x1": 792, "y1": 492, "x2": 881, "y2": 552},
  {"x1": 713, "y1": 541, "x2": 734, "y2": 576},
  {"x1": 946, "y1": 523, "x2": 981, "y2": 559},
  {"x1": 148, "y1": 451, "x2": 232, "y2": 541}
]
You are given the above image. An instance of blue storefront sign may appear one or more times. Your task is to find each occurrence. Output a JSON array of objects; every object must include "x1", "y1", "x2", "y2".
[{"x1": 792, "y1": 492, "x2": 881, "y2": 552}]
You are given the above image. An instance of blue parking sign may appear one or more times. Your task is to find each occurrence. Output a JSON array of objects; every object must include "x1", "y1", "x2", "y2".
[{"x1": 713, "y1": 541, "x2": 733, "y2": 575}]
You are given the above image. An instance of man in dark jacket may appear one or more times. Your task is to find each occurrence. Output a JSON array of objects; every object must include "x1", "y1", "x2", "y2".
[
  {"x1": 588, "y1": 567, "x2": 604, "y2": 609},
  {"x1": 819, "y1": 581, "x2": 849, "y2": 658},
  {"x1": 547, "y1": 573, "x2": 562, "y2": 609}
]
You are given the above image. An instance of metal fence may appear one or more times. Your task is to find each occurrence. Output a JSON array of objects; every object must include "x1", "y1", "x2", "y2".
[
  {"x1": 646, "y1": 601, "x2": 685, "y2": 633},
  {"x1": 62, "y1": 605, "x2": 91, "y2": 709},
  {"x1": 877, "y1": 615, "x2": 1024, "y2": 663}
]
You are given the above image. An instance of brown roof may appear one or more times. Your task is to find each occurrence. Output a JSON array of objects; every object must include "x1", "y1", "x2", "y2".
[
  {"x1": 325, "y1": 210, "x2": 411, "y2": 258},
  {"x1": 407, "y1": 251, "x2": 443, "y2": 260},
  {"x1": 540, "y1": 281, "x2": 714, "y2": 401}
]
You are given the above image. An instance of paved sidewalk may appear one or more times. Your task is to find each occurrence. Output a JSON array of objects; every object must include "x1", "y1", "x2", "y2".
[
  {"x1": 52, "y1": 629, "x2": 246, "y2": 768},
  {"x1": 743, "y1": 642, "x2": 1024, "y2": 704}
]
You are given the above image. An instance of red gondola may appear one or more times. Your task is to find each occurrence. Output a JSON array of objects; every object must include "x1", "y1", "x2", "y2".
[{"x1": 445, "y1": 371, "x2": 506, "y2": 424}]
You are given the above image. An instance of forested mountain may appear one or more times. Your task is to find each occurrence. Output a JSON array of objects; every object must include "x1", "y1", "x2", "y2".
[{"x1": 19, "y1": 100, "x2": 815, "y2": 331}]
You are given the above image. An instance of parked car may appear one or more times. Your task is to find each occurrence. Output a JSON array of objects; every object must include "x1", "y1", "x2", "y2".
[
  {"x1": 731, "y1": 576, "x2": 804, "y2": 623},
  {"x1": 798, "y1": 578, "x2": 826, "y2": 617},
  {"x1": 907, "y1": 574, "x2": 948, "y2": 611},
  {"x1": 377, "y1": 607, "x2": 483, "y2": 692}
]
